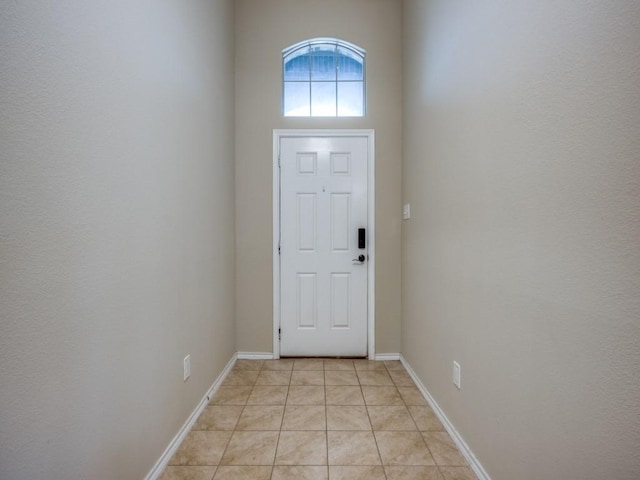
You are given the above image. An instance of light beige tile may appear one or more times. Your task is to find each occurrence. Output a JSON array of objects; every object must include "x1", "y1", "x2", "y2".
[
  {"x1": 389, "y1": 370, "x2": 415, "y2": 386},
  {"x1": 367, "y1": 406, "x2": 417, "y2": 431},
  {"x1": 397, "y1": 387, "x2": 427, "y2": 406},
  {"x1": 374, "y1": 431, "x2": 435, "y2": 466},
  {"x1": 408, "y1": 405, "x2": 444, "y2": 431},
  {"x1": 325, "y1": 370, "x2": 359, "y2": 386},
  {"x1": 233, "y1": 360, "x2": 264, "y2": 371},
  {"x1": 422, "y1": 432, "x2": 467, "y2": 466},
  {"x1": 327, "y1": 406, "x2": 371, "y2": 430},
  {"x1": 193, "y1": 406, "x2": 243, "y2": 431},
  {"x1": 210, "y1": 386, "x2": 252, "y2": 406},
  {"x1": 247, "y1": 386, "x2": 288, "y2": 405},
  {"x1": 263, "y1": 359, "x2": 295, "y2": 371},
  {"x1": 323, "y1": 359, "x2": 355, "y2": 371},
  {"x1": 329, "y1": 465, "x2": 386, "y2": 480},
  {"x1": 272, "y1": 466, "x2": 328, "y2": 480},
  {"x1": 439, "y1": 466, "x2": 477, "y2": 480},
  {"x1": 356, "y1": 370, "x2": 394, "y2": 386},
  {"x1": 383, "y1": 360, "x2": 404, "y2": 371},
  {"x1": 327, "y1": 431, "x2": 381, "y2": 465},
  {"x1": 294, "y1": 359, "x2": 324, "y2": 370},
  {"x1": 255, "y1": 370, "x2": 292, "y2": 385},
  {"x1": 325, "y1": 386, "x2": 365, "y2": 405},
  {"x1": 169, "y1": 431, "x2": 232, "y2": 466},
  {"x1": 361, "y1": 386, "x2": 404, "y2": 406},
  {"x1": 275, "y1": 431, "x2": 327, "y2": 465},
  {"x1": 223, "y1": 370, "x2": 259, "y2": 386},
  {"x1": 384, "y1": 466, "x2": 444, "y2": 480},
  {"x1": 291, "y1": 370, "x2": 325, "y2": 386},
  {"x1": 353, "y1": 360, "x2": 387, "y2": 371},
  {"x1": 159, "y1": 466, "x2": 216, "y2": 480},
  {"x1": 220, "y1": 431, "x2": 279, "y2": 465},
  {"x1": 287, "y1": 386, "x2": 325, "y2": 405},
  {"x1": 235, "y1": 405, "x2": 284, "y2": 430},
  {"x1": 213, "y1": 466, "x2": 271, "y2": 480},
  {"x1": 282, "y1": 405, "x2": 326, "y2": 430}
]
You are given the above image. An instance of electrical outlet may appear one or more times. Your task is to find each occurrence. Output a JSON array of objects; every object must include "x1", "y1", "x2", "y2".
[
  {"x1": 183, "y1": 355, "x2": 191, "y2": 382},
  {"x1": 453, "y1": 361, "x2": 461, "y2": 389},
  {"x1": 403, "y1": 203, "x2": 411, "y2": 220}
]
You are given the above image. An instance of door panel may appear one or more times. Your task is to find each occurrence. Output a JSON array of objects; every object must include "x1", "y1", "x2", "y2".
[
  {"x1": 330, "y1": 273, "x2": 351, "y2": 328},
  {"x1": 280, "y1": 136, "x2": 368, "y2": 357},
  {"x1": 296, "y1": 273, "x2": 317, "y2": 328},
  {"x1": 330, "y1": 193, "x2": 350, "y2": 251},
  {"x1": 297, "y1": 194, "x2": 317, "y2": 251}
]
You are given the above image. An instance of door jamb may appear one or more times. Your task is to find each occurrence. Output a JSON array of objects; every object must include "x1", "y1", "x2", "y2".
[{"x1": 272, "y1": 129, "x2": 376, "y2": 359}]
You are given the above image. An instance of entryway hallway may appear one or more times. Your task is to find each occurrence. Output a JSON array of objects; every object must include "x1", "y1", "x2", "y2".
[{"x1": 161, "y1": 358, "x2": 476, "y2": 480}]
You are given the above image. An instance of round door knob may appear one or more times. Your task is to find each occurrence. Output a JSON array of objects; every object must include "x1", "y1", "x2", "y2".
[{"x1": 358, "y1": 254, "x2": 365, "y2": 262}]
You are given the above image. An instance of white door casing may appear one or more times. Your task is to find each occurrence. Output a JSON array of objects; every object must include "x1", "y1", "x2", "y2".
[{"x1": 273, "y1": 130, "x2": 375, "y2": 358}]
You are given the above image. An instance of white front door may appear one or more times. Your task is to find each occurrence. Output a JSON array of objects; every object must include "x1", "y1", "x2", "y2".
[{"x1": 279, "y1": 136, "x2": 369, "y2": 357}]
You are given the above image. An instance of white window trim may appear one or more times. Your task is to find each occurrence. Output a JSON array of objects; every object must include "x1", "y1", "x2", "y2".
[{"x1": 282, "y1": 38, "x2": 367, "y2": 117}]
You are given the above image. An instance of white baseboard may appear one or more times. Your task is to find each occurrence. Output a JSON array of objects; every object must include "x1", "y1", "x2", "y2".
[
  {"x1": 400, "y1": 355, "x2": 491, "y2": 480},
  {"x1": 144, "y1": 353, "x2": 238, "y2": 480},
  {"x1": 374, "y1": 353, "x2": 401, "y2": 361},
  {"x1": 237, "y1": 352, "x2": 275, "y2": 360}
]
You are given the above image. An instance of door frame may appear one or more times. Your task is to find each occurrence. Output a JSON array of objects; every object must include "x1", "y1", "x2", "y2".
[{"x1": 273, "y1": 129, "x2": 375, "y2": 359}]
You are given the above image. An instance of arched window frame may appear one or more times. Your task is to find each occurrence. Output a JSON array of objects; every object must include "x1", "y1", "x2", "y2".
[{"x1": 282, "y1": 38, "x2": 366, "y2": 117}]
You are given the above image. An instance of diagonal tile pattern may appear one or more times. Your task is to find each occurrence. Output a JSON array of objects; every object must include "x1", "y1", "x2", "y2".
[{"x1": 161, "y1": 358, "x2": 477, "y2": 480}]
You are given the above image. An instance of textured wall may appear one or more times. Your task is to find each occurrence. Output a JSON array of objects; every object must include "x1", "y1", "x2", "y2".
[
  {"x1": 235, "y1": 0, "x2": 403, "y2": 355},
  {"x1": 401, "y1": 1, "x2": 640, "y2": 479},
  {"x1": 0, "y1": 1, "x2": 235, "y2": 478}
]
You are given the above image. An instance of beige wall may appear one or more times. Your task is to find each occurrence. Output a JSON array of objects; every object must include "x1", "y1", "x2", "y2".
[
  {"x1": 0, "y1": 1, "x2": 235, "y2": 478},
  {"x1": 402, "y1": 1, "x2": 640, "y2": 479},
  {"x1": 235, "y1": 0, "x2": 403, "y2": 354}
]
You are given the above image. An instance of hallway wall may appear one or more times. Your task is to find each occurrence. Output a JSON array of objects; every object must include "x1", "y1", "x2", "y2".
[
  {"x1": 0, "y1": 1, "x2": 236, "y2": 478},
  {"x1": 234, "y1": 0, "x2": 403, "y2": 355},
  {"x1": 402, "y1": 1, "x2": 640, "y2": 479}
]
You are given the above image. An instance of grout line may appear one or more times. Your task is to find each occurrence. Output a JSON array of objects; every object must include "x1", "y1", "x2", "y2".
[
  {"x1": 214, "y1": 427, "x2": 234, "y2": 472},
  {"x1": 325, "y1": 392, "x2": 330, "y2": 474},
  {"x1": 272, "y1": 429, "x2": 281, "y2": 475}
]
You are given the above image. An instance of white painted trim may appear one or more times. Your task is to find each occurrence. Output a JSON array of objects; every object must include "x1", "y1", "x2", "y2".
[
  {"x1": 144, "y1": 353, "x2": 238, "y2": 480},
  {"x1": 400, "y1": 355, "x2": 492, "y2": 480},
  {"x1": 273, "y1": 130, "x2": 281, "y2": 359},
  {"x1": 374, "y1": 353, "x2": 401, "y2": 361},
  {"x1": 237, "y1": 352, "x2": 275, "y2": 360},
  {"x1": 273, "y1": 129, "x2": 376, "y2": 359},
  {"x1": 366, "y1": 131, "x2": 376, "y2": 360}
]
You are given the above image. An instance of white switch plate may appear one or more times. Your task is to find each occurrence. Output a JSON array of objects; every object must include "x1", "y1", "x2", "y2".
[
  {"x1": 183, "y1": 355, "x2": 191, "y2": 382},
  {"x1": 403, "y1": 203, "x2": 411, "y2": 220},
  {"x1": 453, "y1": 361, "x2": 461, "y2": 389}
]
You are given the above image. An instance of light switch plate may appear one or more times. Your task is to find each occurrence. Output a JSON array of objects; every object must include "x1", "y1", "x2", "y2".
[{"x1": 403, "y1": 203, "x2": 411, "y2": 220}]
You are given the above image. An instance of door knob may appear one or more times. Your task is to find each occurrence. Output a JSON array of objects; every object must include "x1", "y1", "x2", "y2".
[{"x1": 352, "y1": 254, "x2": 366, "y2": 263}]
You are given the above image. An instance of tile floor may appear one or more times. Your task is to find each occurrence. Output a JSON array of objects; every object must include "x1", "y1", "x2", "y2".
[{"x1": 161, "y1": 358, "x2": 477, "y2": 480}]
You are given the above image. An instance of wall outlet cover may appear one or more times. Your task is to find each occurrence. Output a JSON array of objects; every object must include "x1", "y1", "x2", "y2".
[
  {"x1": 183, "y1": 355, "x2": 191, "y2": 382},
  {"x1": 403, "y1": 203, "x2": 411, "y2": 220},
  {"x1": 453, "y1": 361, "x2": 461, "y2": 389}
]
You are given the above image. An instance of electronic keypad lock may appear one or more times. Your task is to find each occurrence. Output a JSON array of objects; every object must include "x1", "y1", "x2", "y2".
[{"x1": 358, "y1": 228, "x2": 366, "y2": 249}]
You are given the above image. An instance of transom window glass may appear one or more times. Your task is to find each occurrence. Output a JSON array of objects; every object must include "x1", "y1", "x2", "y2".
[{"x1": 283, "y1": 38, "x2": 366, "y2": 117}]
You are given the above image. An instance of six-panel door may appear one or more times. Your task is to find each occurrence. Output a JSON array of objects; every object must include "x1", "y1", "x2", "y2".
[{"x1": 280, "y1": 136, "x2": 368, "y2": 357}]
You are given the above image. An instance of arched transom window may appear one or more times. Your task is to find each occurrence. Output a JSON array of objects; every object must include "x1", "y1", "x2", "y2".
[{"x1": 283, "y1": 38, "x2": 366, "y2": 117}]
